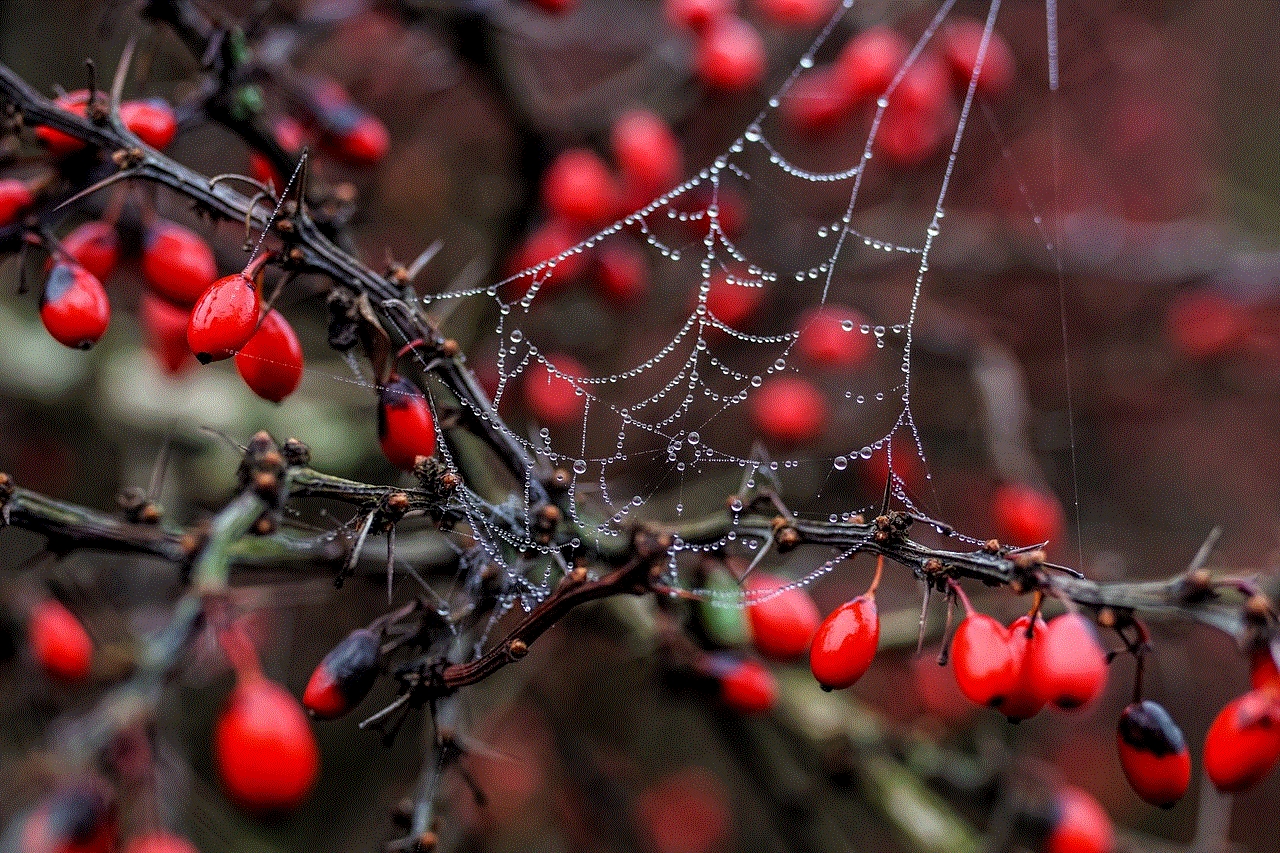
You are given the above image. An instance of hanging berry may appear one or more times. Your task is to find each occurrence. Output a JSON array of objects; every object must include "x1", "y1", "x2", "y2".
[
  {"x1": 34, "y1": 89, "x2": 92, "y2": 156},
  {"x1": 951, "y1": 613, "x2": 1018, "y2": 709},
  {"x1": 1032, "y1": 613, "x2": 1109, "y2": 710},
  {"x1": 1043, "y1": 784, "x2": 1115, "y2": 853},
  {"x1": 750, "y1": 376, "x2": 827, "y2": 444},
  {"x1": 1203, "y1": 688, "x2": 1280, "y2": 792},
  {"x1": 810, "y1": 557, "x2": 882, "y2": 690},
  {"x1": 28, "y1": 598, "x2": 92, "y2": 681},
  {"x1": 123, "y1": 831, "x2": 199, "y2": 853},
  {"x1": 235, "y1": 309, "x2": 304, "y2": 403},
  {"x1": 303, "y1": 628, "x2": 381, "y2": 720},
  {"x1": 142, "y1": 220, "x2": 219, "y2": 306},
  {"x1": 187, "y1": 273, "x2": 260, "y2": 364},
  {"x1": 795, "y1": 305, "x2": 873, "y2": 368},
  {"x1": 992, "y1": 483, "x2": 1066, "y2": 549},
  {"x1": 744, "y1": 572, "x2": 821, "y2": 660},
  {"x1": 1116, "y1": 700, "x2": 1191, "y2": 808},
  {"x1": 215, "y1": 669, "x2": 319, "y2": 812},
  {"x1": 40, "y1": 262, "x2": 110, "y2": 350},
  {"x1": 541, "y1": 148, "x2": 621, "y2": 228},
  {"x1": 120, "y1": 98, "x2": 177, "y2": 149},
  {"x1": 696, "y1": 15, "x2": 767, "y2": 92},
  {"x1": 308, "y1": 79, "x2": 390, "y2": 167},
  {"x1": 0, "y1": 177, "x2": 35, "y2": 225},
  {"x1": 611, "y1": 107, "x2": 682, "y2": 206},
  {"x1": 378, "y1": 374, "x2": 437, "y2": 470},
  {"x1": 140, "y1": 293, "x2": 194, "y2": 375},
  {"x1": 1250, "y1": 641, "x2": 1280, "y2": 689},
  {"x1": 1002, "y1": 613, "x2": 1049, "y2": 722},
  {"x1": 522, "y1": 353, "x2": 589, "y2": 427},
  {"x1": 715, "y1": 656, "x2": 778, "y2": 714},
  {"x1": 60, "y1": 220, "x2": 120, "y2": 282}
]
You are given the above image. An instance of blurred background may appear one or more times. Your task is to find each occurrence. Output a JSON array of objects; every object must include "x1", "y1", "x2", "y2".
[{"x1": 1, "y1": 0, "x2": 1279, "y2": 851}]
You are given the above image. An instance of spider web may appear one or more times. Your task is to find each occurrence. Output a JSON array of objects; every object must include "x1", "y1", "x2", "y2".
[{"x1": 406, "y1": 0, "x2": 1059, "y2": 613}]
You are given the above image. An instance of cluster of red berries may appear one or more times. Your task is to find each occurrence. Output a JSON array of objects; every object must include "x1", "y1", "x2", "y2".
[
  {"x1": 507, "y1": 107, "x2": 681, "y2": 307},
  {"x1": 781, "y1": 20, "x2": 1014, "y2": 165},
  {"x1": 9, "y1": 92, "x2": 310, "y2": 403}
]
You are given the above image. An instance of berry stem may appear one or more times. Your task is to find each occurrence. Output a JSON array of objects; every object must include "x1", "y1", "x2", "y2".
[{"x1": 946, "y1": 576, "x2": 975, "y2": 617}]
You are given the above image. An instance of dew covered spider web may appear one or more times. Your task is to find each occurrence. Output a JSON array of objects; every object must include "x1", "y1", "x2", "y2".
[{"x1": 390, "y1": 0, "x2": 1067, "y2": 617}]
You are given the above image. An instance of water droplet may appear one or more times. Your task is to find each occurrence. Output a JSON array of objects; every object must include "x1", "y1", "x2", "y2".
[
  {"x1": 833, "y1": 456, "x2": 848, "y2": 470},
  {"x1": 509, "y1": 329, "x2": 523, "y2": 342},
  {"x1": 687, "y1": 431, "x2": 700, "y2": 445},
  {"x1": 859, "y1": 447, "x2": 873, "y2": 459},
  {"x1": 799, "y1": 55, "x2": 814, "y2": 69},
  {"x1": 572, "y1": 459, "x2": 587, "y2": 474},
  {"x1": 729, "y1": 497, "x2": 744, "y2": 512},
  {"x1": 841, "y1": 320, "x2": 854, "y2": 332}
]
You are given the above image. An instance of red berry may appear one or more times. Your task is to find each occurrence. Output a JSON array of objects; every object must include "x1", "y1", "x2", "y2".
[
  {"x1": 835, "y1": 27, "x2": 909, "y2": 106},
  {"x1": 664, "y1": 0, "x2": 733, "y2": 33},
  {"x1": 1116, "y1": 700, "x2": 1191, "y2": 809},
  {"x1": 506, "y1": 220, "x2": 589, "y2": 298},
  {"x1": 303, "y1": 628, "x2": 381, "y2": 720},
  {"x1": 782, "y1": 66, "x2": 850, "y2": 133},
  {"x1": 1044, "y1": 784, "x2": 1114, "y2": 853},
  {"x1": 697, "y1": 15, "x2": 766, "y2": 92},
  {"x1": 250, "y1": 116, "x2": 309, "y2": 187},
  {"x1": 142, "y1": 221, "x2": 218, "y2": 306},
  {"x1": 1251, "y1": 642, "x2": 1280, "y2": 690},
  {"x1": 744, "y1": 573, "x2": 820, "y2": 660},
  {"x1": 795, "y1": 305, "x2": 872, "y2": 367},
  {"x1": 750, "y1": 376, "x2": 827, "y2": 444},
  {"x1": 809, "y1": 594, "x2": 879, "y2": 690},
  {"x1": 140, "y1": 293, "x2": 194, "y2": 375},
  {"x1": 123, "y1": 831, "x2": 199, "y2": 853},
  {"x1": 703, "y1": 266, "x2": 765, "y2": 330},
  {"x1": 873, "y1": 53, "x2": 955, "y2": 166},
  {"x1": 59, "y1": 220, "x2": 120, "y2": 282},
  {"x1": 753, "y1": 0, "x2": 834, "y2": 29},
  {"x1": 594, "y1": 237, "x2": 648, "y2": 303},
  {"x1": 120, "y1": 98, "x2": 177, "y2": 149},
  {"x1": 29, "y1": 599, "x2": 92, "y2": 681},
  {"x1": 541, "y1": 148, "x2": 620, "y2": 227},
  {"x1": 992, "y1": 483, "x2": 1066, "y2": 548},
  {"x1": 1002, "y1": 613, "x2": 1049, "y2": 722},
  {"x1": 1203, "y1": 688, "x2": 1280, "y2": 792},
  {"x1": 1032, "y1": 613, "x2": 1108, "y2": 710},
  {"x1": 235, "y1": 309, "x2": 304, "y2": 403},
  {"x1": 309, "y1": 81, "x2": 389, "y2": 167},
  {"x1": 950, "y1": 613, "x2": 1018, "y2": 708},
  {"x1": 523, "y1": 353, "x2": 589, "y2": 426},
  {"x1": 34, "y1": 90, "x2": 91, "y2": 156},
  {"x1": 1166, "y1": 289, "x2": 1247, "y2": 360},
  {"x1": 40, "y1": 262, "x2": 110, "y2": 350},
  {"x1": 215, "y1": 671, "x2": 319, "y2": 813},
  {"x1": 378, "y1": 374, "x2": 438, "y2": 470},
  {"x1": 0, "y1": 178, "x2": 35, "y2": 225},
  {"x1": 612, "y1": 108, "x2": 682, "y2": 203},
  {"x1": 529, "y1": 0, "x2": 577, "y2": 13},
  {"x1": 939, "y1": 19, "x2": 1015, "y2": 98},
  {"x1": 187, "y1": 273, "x2": 260, "y2": 364},
  {"x1": 716, "y1": 657, "x2": 778, "y2": 713}
]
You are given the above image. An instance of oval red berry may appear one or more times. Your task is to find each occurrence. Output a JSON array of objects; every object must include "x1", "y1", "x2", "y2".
[
  {"x1": 1116, "y1": 700, "x2": 1190, "y2": 808},
  {"x1": 40, "y1": 263, "x2": 110, "y2": 350},
  {"x1": 187, "y1": 273, "x2": 260, "y2": 364},
  {"x1": 744, "y1": 573, "x2": 820, "y2": 660},
  {"x1": 378, "y1": 374, "x2": 437, "y2": 470},
  {"x1": 809, "y1": 594, "x2": 879, "y2": 690},
  {"x1": 950, "y1": 613, "x2": 1017, "y2": 708},
  {"x1": 215, "y1": 672, "x2": 319, "y2": 812},
  {"x1": 235, "y1": 309, "x2": 304, "y2": 402}
]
